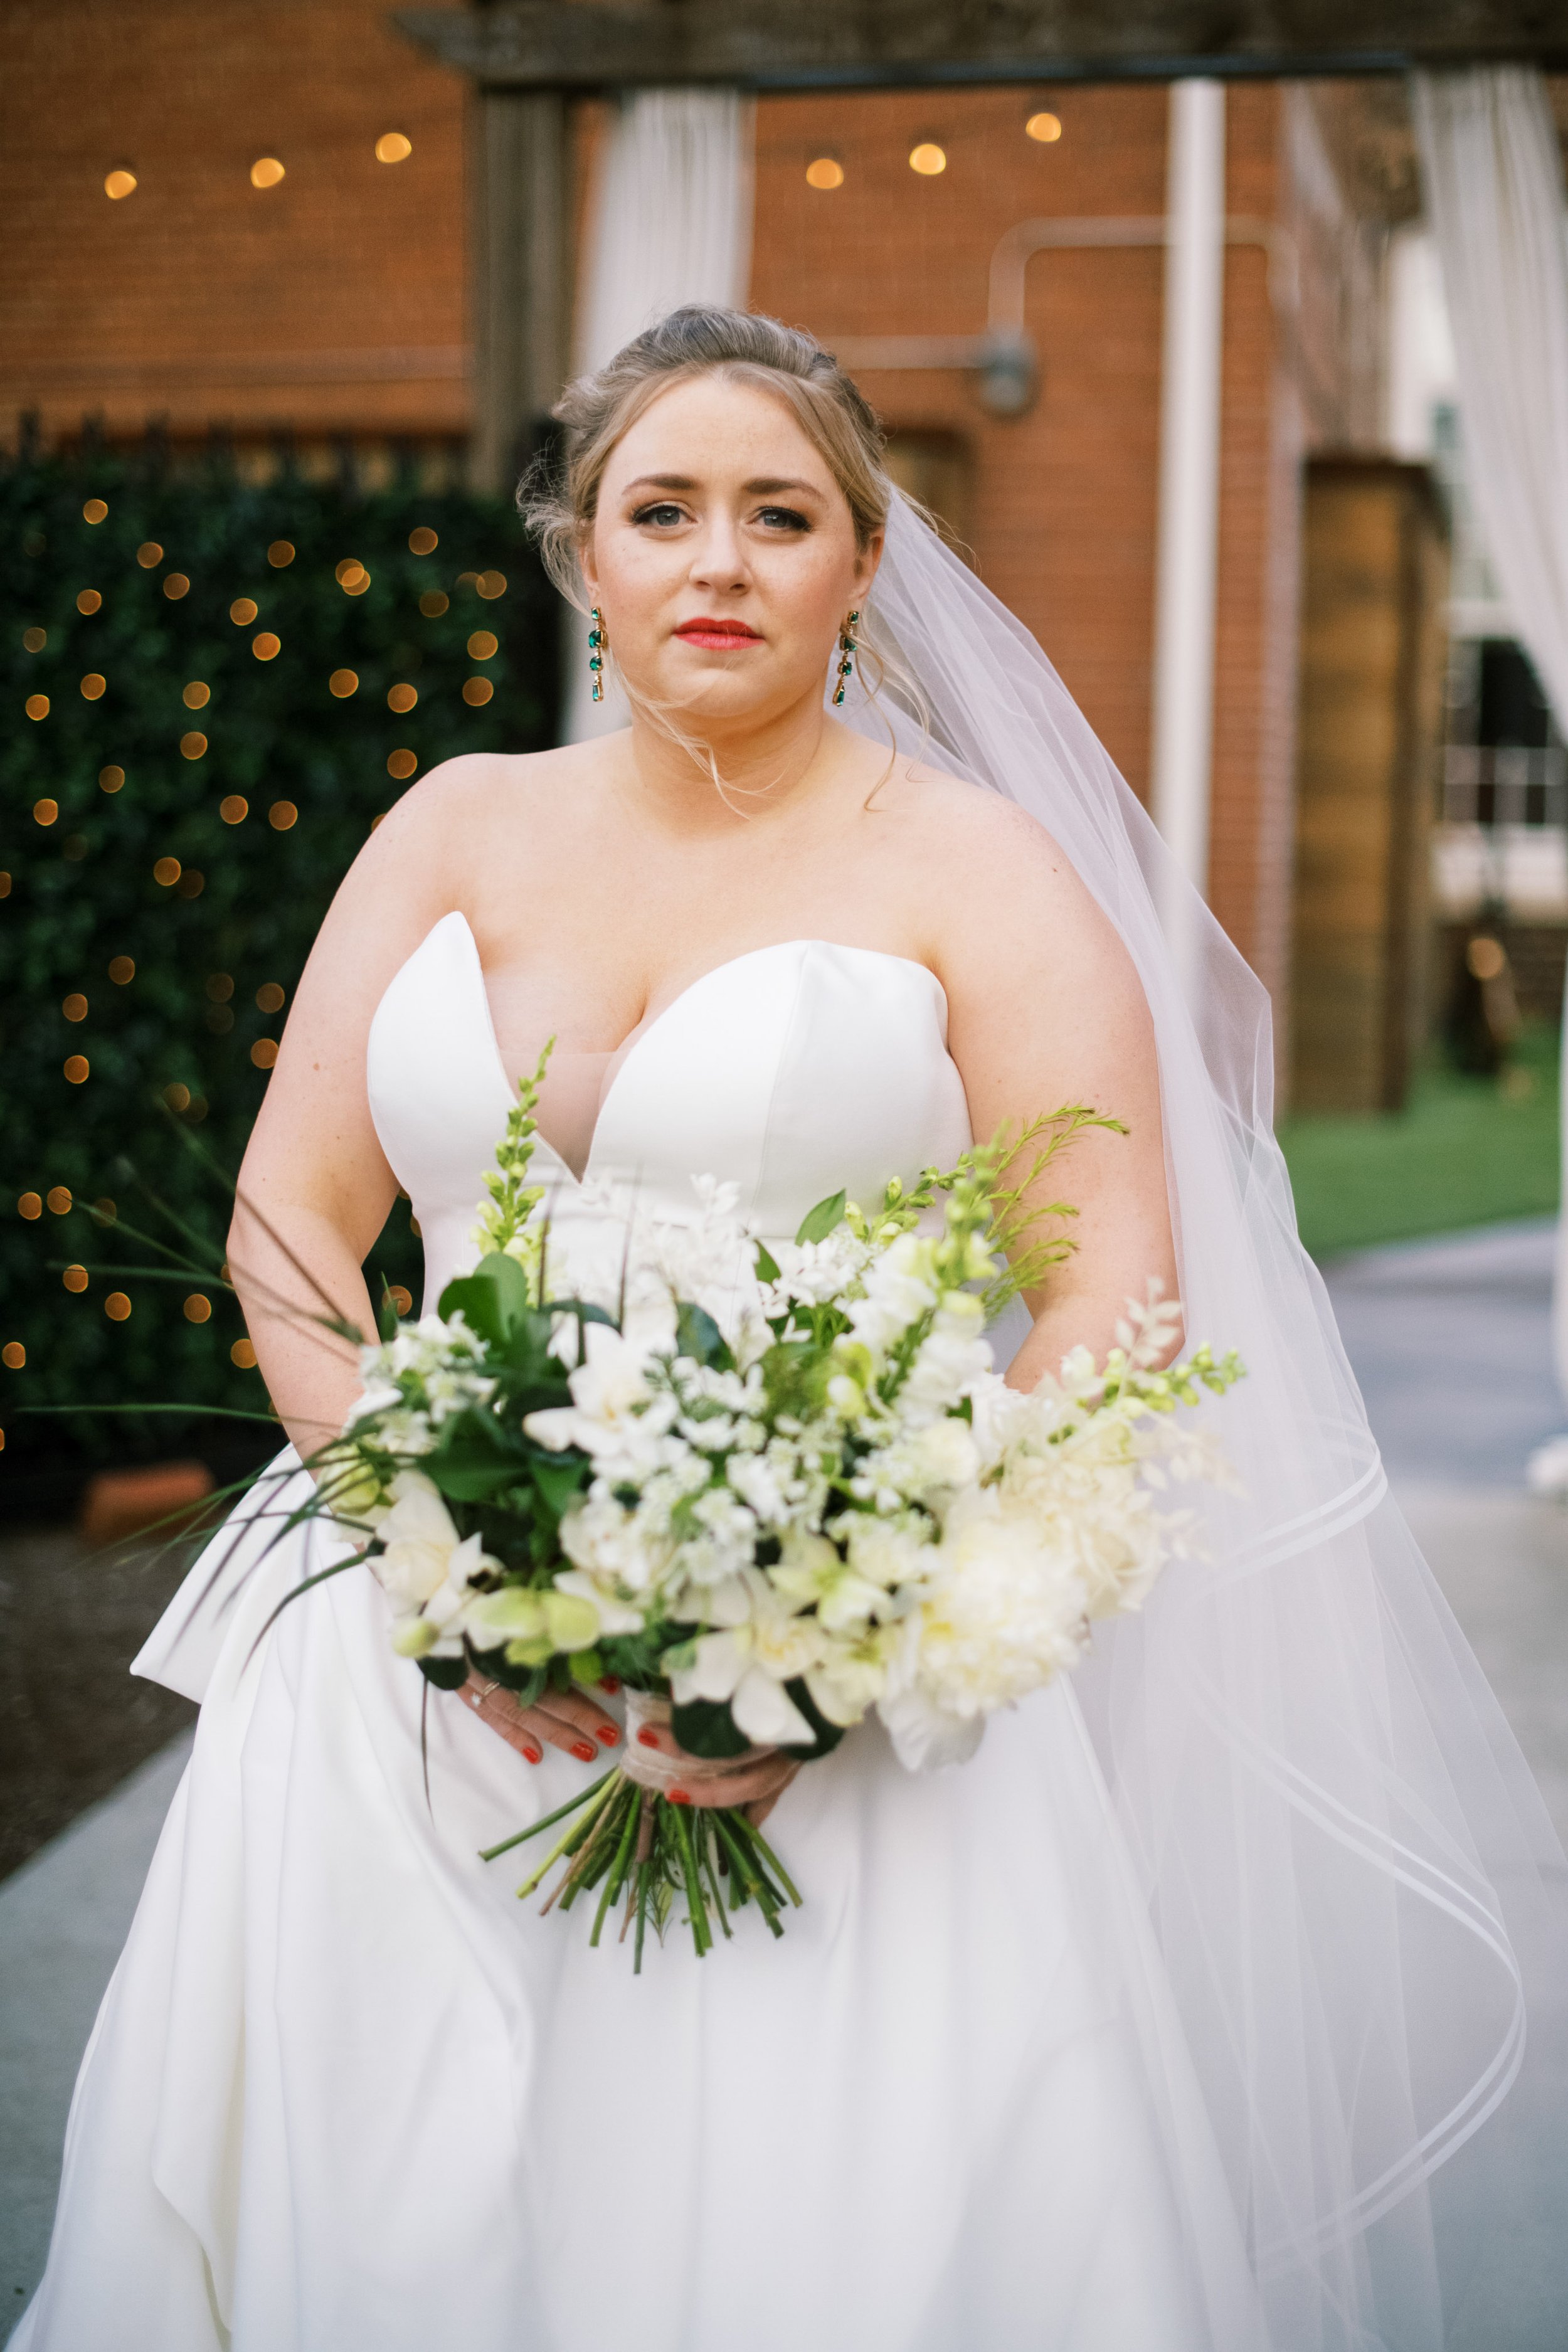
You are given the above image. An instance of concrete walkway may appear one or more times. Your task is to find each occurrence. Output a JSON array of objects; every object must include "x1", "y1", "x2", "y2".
[{"x1": 3, "y1": 1221, "x2": 1566, "y2": 2334}]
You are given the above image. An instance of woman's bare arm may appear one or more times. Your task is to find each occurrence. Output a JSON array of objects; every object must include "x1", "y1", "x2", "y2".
[
  {"x1": 226, "y1": 759, "x2": 489, "y2": 1457},
  {"x1": 926, "y1": 793, "x2": 1177, "y2": 1392}
]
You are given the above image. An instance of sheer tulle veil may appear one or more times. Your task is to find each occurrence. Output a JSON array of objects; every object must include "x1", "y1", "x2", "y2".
[{"x1": 849, "y1": 492, "x2": 1568, "y2": 2346}]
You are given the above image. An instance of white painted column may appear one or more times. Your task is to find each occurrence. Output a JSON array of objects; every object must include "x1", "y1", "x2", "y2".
[{"x1": 1150, "y1": 79, "x2": 1227, "y2": 985}]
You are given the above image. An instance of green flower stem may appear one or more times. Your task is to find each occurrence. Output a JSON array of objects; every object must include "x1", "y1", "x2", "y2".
[
  {"x1": 698, "y1": 1816, "x2": 734, "y2": 1942},
  {"x1": 733, "y1": 1813, "x2": 803, "y2": 1909},
  {"x1": 668, "y1": 1803, "x2": 711, "y2": 1957},
  {"x1": 513, "y1": 1771, "x2": 623, "y2": 1902},
  {"x1": 591, "y1": 1789, "x2": 645, "y2": 1949},
  {"x1": 479, "y1": 1767, "x2": 616, "y2": 1862}
]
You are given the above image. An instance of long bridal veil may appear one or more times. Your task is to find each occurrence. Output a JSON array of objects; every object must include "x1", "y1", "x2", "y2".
[{"x1": 849, "y1": 492, "x2": 1568, "y2": 2348}]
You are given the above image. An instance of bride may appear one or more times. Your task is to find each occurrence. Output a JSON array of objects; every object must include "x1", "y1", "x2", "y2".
[{"x1": 14, "y1": 307, "x2": 1568, "y2": 2352}]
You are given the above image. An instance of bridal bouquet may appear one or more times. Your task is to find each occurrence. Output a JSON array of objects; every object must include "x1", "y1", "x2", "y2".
[{"x1": 312, "y1": 1057, "x2": 1242, "y2": 1968}]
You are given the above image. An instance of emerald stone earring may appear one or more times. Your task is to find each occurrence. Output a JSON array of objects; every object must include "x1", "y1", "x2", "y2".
[
  {"x1": 832, "y1": 609, "x2": 860, "y2": 706},
  {"x1": 588, "y1": 607, "x2": 607, "y2": 703}
]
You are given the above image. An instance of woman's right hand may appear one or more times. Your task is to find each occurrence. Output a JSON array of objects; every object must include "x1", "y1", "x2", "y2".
[{"x1": 460, "y1": 1672, "x2": 622, "y2": 1767}]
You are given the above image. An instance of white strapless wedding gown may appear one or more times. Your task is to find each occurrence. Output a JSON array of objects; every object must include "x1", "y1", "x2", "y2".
[{"x1": 14, "y1": 919, "x2": 1266, "y2": 2352}]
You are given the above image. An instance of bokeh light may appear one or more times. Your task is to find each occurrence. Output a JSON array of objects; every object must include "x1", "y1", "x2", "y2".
[
  {"x1": 77, "y1": 589, "x2": 102, "y2": 615},
  {"x1": 109, "y1": 956, "x2": 135, "y2": 983},
  {"x1": 250, "y1": 157, "x2": 285, "y2": 189},
  {"x1": 179, "y1": 731, "x2": 208, "y2": 760},
  {"x1": 220, "y1": 795, "x2": 249, "y2": 824},
  {"x1": 408, "y1": 526, "x2": 438, "y2": 553},
  {"x1": 376, "y1": 133, "x2": 413, "y2": 164},
  {"x1": 467, "y1": 630, "x2": 498, "y2": 660},
  {"x1": 99, "y1": 765, "x2": 124, "y2": 792},
  {"x1": 806, "y1": 157, "x2": 845, "y2": 191},
  {"x1": 268, "y1": 800, "x2": 297, "y2": 830},
  {"x1": 1025, "y1": 111, "x2": 1062, "y2": 143},
  {"x1": 387, "y1": 681, "x2": 416, "y2": 712},
  {"x1": 909, "y1": 143, "x2": 947, "y2": 176},
  {"x1": 183, "y1": 681, "x2": 211, "y2": 708},
  {"x1": 63, "y1": 1055, "x2": 89, "y2": 1084},
  {"x1": 104, "y1": 169, "x2": 137, "y2": 201},
  {"x1": 230, "y1": 597, "x2": 258, "y2": 625},
  {"x1": 105, "y1": 1293, "x2": 131, "y2": 1322}
]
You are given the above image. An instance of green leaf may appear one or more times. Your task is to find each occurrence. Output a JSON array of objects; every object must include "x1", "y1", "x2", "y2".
[
  {"x1": 376, "y1": 1271, "x2": 401, "y2": 1341},
  {"x1": 753, "y1": 1239, "x2": 781, "y2": 1283},
  {"x1": 438, "y1": 1251, "x2": 533, "y2": 1346},
  {"x1": 531, "y1": 1452, "x2": 589, "y2": 1515},
  {"x1": 417, "y1": 1653, "x2": 470, "y2": 1692},
  {"x1": 674, "y1": 1300, "x2": 734, "y2": 1370},
  {"x1": 783, "y1": 1677, "x2": 846, "y2": 1757},
  {"x1": 670, "y1": 1697, "x2": 753, "y2": 1759},
  {"x1": 795, "y1": 1189, "x2": 846, "y2": 1246}
]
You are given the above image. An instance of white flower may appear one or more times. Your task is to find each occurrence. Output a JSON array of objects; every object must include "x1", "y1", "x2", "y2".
[
  {"x1": 667, "y1": 1570, "x2": 823, "y2": 1745},
  {"x1": 770, "y1": 1527, "x2": 898, "y2": 1634},
  {"x1": 372, "y1": 1472, "x2": 499, "y2": 1656},
  {"x1": 524, "y1": 1322, "x2": 664, "y2": 1455}
]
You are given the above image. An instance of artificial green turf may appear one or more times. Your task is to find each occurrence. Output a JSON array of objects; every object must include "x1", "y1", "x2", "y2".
[{"x1": 1278, "y1": 1023, "x2": 1562, "y2": 1261}]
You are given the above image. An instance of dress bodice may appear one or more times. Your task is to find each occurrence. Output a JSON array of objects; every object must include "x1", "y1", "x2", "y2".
[{"x1": 366, "y1": 913, "x2": 973, "y2": 1309}]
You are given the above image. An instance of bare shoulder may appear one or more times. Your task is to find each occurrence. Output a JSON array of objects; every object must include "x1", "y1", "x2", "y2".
[{"x1": 874, "y1": 755, "x2": 1101, "y2": 945}]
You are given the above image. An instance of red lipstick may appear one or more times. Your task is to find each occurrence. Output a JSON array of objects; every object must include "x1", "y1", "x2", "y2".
[{"x1": 674, "y1": 617, "x2": 763, "y2": 650}]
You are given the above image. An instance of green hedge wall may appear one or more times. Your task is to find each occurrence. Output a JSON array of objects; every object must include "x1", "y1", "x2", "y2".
[{"x1": 1, "y1": 440, "x2": 559, "y2": 1506}]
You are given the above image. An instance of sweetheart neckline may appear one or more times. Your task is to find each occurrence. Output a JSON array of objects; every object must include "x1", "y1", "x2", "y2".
[{"x1": 401, "y1": 914, "x2": 949, "y2": 1190}]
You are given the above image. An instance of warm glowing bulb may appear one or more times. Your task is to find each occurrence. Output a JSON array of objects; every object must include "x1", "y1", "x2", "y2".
[
  {"x1": 908, "y1": 143, "x2": 946, "y2": 176},
  {"x1": 250, "y1": 156, "x2": 285, "y2": 190},
  {"x1": 375, "y1": 132, "x2": 412, "y2": 164},
  {"x1": 1025, "y1": 111, "x2": 1062, "y2": 144},
  {"x1": 805, "y1": 157, "x2": 844, "y2": 191},
  {"x1": 104, "y1": 169, "x2": 137, "y2": 201}
]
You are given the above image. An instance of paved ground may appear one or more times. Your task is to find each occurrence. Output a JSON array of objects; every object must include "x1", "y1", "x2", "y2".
[{"x1": 3, "y1": 1219, "x2": 1565, "y2": 2336}]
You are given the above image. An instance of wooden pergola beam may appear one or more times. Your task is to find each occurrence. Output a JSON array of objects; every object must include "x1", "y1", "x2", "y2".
[{"x1": 396, "y1": 2, "x2": 1568, "y2": 91}]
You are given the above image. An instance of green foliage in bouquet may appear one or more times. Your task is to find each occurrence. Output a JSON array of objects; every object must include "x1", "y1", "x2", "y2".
[{"x1": 0, "y1": 435, "x2": 558, "y2": 1493}]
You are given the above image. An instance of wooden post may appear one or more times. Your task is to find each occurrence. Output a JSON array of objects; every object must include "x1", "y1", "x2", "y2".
[
  {"x1": 1290, "y1": 459, "x2": 1449, "y2": 1113},
  {"x1": 470, "y1": 90, "x2": 570, "y2": 495}
]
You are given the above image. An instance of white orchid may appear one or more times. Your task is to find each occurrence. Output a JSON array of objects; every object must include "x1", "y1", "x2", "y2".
[
  {"x1": 667, "y1": 1569, "x2": 824, "y2": 1745},
  {"x1": 371, "y1": 1472, "x2": 500, "y2": 1658}
]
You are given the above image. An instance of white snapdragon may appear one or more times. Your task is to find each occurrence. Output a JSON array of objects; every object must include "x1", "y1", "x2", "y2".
[{"x1": 667, "y1": 1569, "x2": 823, "y2": 1746}]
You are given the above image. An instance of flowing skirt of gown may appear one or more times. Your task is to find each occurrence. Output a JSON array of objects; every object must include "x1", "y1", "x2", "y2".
[{"x1": 11, "y1": 1448, "x2": 1267, "y2": 2352}]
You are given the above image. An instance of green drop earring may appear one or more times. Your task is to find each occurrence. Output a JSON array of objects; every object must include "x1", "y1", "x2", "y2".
[
  {"x1": 832, "y1": 609, "x2": 860, "y2": 706},
  {"x1": 588, "y1": 607, "x2": 607, "y2": 703}
]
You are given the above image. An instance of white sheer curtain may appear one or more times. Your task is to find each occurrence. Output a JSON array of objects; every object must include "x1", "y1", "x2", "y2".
[
  {"x1": 1411, "y1": 68, "x2": 1568, "y2": 1428},
  {"x1": 564, "y1": 90, "x2": 755, "y2": 743}
]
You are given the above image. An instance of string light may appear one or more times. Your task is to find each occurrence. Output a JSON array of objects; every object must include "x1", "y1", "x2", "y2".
[
  {"x1": 387, "y1": 681, "x2": 417, "y2": 712},
  {"x1": 376, "y1": 133, "x2": 412, "y2": 164},
  {"x1": 184, "y1": 1294, "x2": 213, "y2": 1323},
  {"x1": 63, "y1": 1055, "x2": 89, "y2": 1084},
  {"x1": 77, "y1": 590, "x2": 102, "y2": 615},
  {"x1": 176, "y1": 869, "x2": 204, "y2": 899},
  {"x1": 163, "y1": 1083, "x2": 190, "y2": 1111},
  {"x1": 408, "y1": 525, "x2": 437, "y2": 553},
  {"x1": 475, "y1": 570, "x2": 507, "y2": 600},
  {"x1": 467, "y1": 630, "x2": 498, "y2": 660},
  {"x1": 329, "y1": 667, "x2": 359, "y2": 697},
  {"x1": 63, "y1": 1266, "x2": 88, "y2": 1293},
  {"x1": 23, "y1": 627, "x2": 45, "y2": 652},
  {"x1": 162, "y1": 573, "x2": 189, "y2": 600},
  {"x1": 256, "y1": 982, "x2": 285, "y2": 1012},
  {"x1": 419, "y1": 591, "x2": 448, "y2": 617},
  {"x1": 220, "y1": 795, "x2": 248, "y2": 824},
  {"x1": 251, "y1": 1039, "x2": 279, "y2": 1069},
  {"x1": 26, "y1": 696, "x2": 50, "y2": 721},
  {"x1": 252, "y1": 632, "x2": 280, "y2": 660},
  {"x1": 105, "y1": 1293, "x2": 131, "y2": 1322},
  {"x1": 62, "y1": 993, "x2": 87, "y2": 1021},
  {"x1": 908, "y1": 143, "x2": 947, "y2": 176},
  {"x1": 386, "y1": 749, "x2": 417, "y2": 780},
  {"x1": 80, "y1": 673, "x2": 106, "y2": 699},
  {"x1": 462, "y1": 677, "x2": 494, "y2": 706},
  {"x1": 83, "y1": 499, "x2": 108, "y2": 524},
  {"x1": 230, "y1": 597, "x2": 258, "y2": 624},
  {"x1": 179, "y1": 731, "x2": 208, "y2": 760},
  {"x1": 3, "y1": 1342, "x2": 25, "y2": 1368},
  {"x1": 17, "y1": 1195, "x2": 42, "y2": 1220},
  {"x1": 47, "y1": 1187, "x2": 72, "y2": 1214},
  {"x1": 0, "y1": 873, "x2": 10, "y2": 898},
  {"x1": 109, "y1": 956, "x2": 135, "y2": 983},
  {"x1": 806, "y1": 157, "x2": 844, "y2": 191},
  {"x1": 231, "y1": 1338, "x2": 257, "y2": 1368},
  {"x1": 1026, "y1": 110, "x2": 1063, "y2": 143},
  {"x1": 136, "y1": 541, "x2": 162, "y2": 568},
  {"x1": 250, "y1": 157, "x2": 285, "y2": 189},
  {"x1": 33, "y1": 797, "x2": 57, "y2": 824},
  {"x1": 99, "y1": 765, "x2": 124, "y2": 792},
  {"x1": 154, "y1": 857, "x2": 181, "y2": 886},
  {"x1": 93, "y1": 1199, "x2": 116, "y2": 1222},
  {"x1": 267, "y1": 540, "x2": 295, "y2": 567},
  {"x1": 104, "y1": 169, "x2": 137, "y2": 201},
  {"x1": 183, "y1": 681, "x2": 211, "y2": 708},
  {"x1": 268, "y1": 801, "x2": 297, "y2": 830}
]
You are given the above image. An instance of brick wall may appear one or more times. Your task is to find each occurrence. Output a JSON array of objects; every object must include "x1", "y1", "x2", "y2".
[{"x1": 0, "y1": 0, "x2": 470, "y2": 445}]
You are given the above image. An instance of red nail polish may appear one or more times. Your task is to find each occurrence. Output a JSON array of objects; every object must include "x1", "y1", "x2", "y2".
[
  {"x1": 573, "y1": 1741, "x2": 596, "y2": 1762},
  {"x1": 637, "y1": 1727, "x2": 661, "y2": 1748},
  {"x1": 523, "y1": 1745, "x2": 542, "y2": 1764},
  {"x1": 596, "y1": 1724, "x2": 619, "y2": 1744},
  {"x1": 599, "y1": 1674, "x2": 622, "y2": 1694},
  {"x1": 668, "y1": 1788, "x2": 691, "y2": 1806}
]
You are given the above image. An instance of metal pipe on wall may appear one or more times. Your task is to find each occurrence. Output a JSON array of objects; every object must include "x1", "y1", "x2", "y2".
[{"x1": 1150, "y1": 79, "x2": 1227, "y2": 975}]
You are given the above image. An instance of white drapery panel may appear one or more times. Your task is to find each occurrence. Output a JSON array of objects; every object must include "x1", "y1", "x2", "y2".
[
  {"x1": 564, "y1": 90, "x2": 755, "y2": 743},
  {"x1": 1411, "y1": 67, "x2": 1568, "y2": 1408}
]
